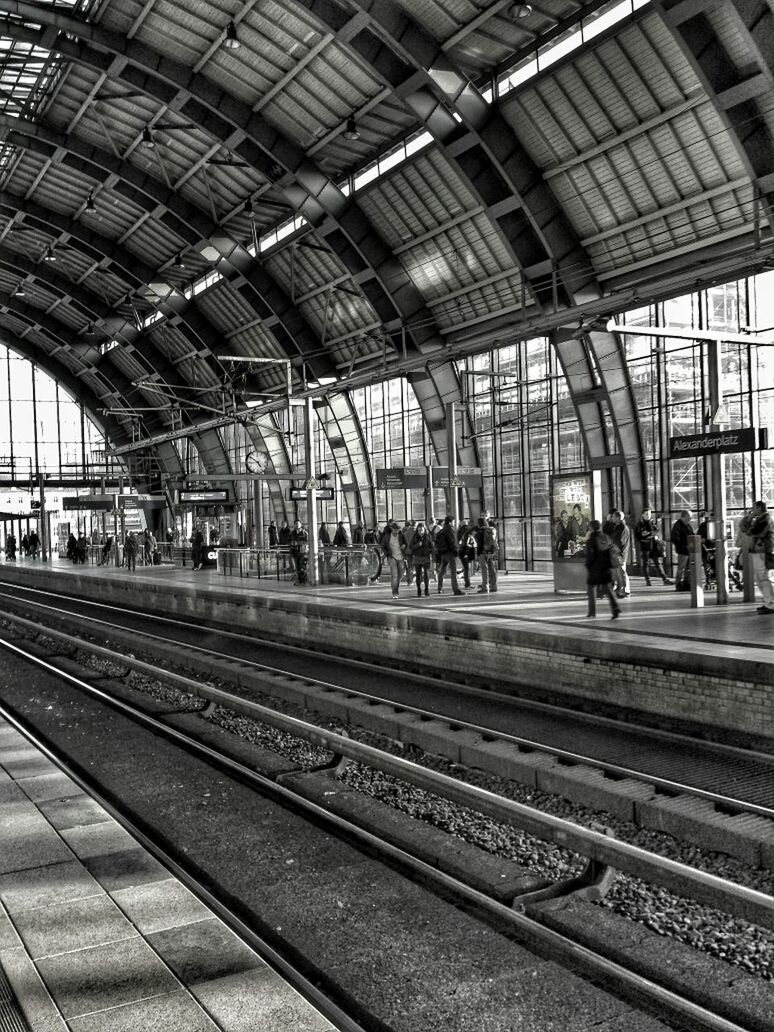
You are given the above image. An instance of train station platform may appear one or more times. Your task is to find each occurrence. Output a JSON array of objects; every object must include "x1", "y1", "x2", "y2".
[
  {"x1": 0, "y1": 555, "x2": 771, "y2": 745},
  {"x1": 0, "y1": 714, "x2": 334, "y2": 1032}
]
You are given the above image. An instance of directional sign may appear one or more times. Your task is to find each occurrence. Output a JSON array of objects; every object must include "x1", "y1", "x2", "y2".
[
  {"x1": 178, "y1": 490, "x2": 229, "y2": 503},
  {"x1": 375, "y1": 467, "x2": 427, "y2": 490},
  {"x1": 431, "y1": 465, "x2": 483, "y2": 488},
  {"x1": 288, "y1": 487, "x2": 335, "y2": 501}
]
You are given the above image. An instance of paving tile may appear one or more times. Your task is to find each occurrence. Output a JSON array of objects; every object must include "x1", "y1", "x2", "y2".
[
  {"x1": 0, "y1": 945, "x2": 67, "y2": 1032},
  {"x1": 148, "y1": 919, "x2": 263, "y2": 986},
  {"x1": 0, "y1": 859, "x2": 102, "y2": 915},
  {"x1": 0, "y1": 779, "x2": 40, "y2": 813},
  {"x1": 67, "y1": 990, "x2": 219, "y2": 1032},
  {"x1": 81, "y1": 849, "x2": 169, "y2": 894},
  {"x1": 0, "y1": 749, "x2": 59, "y2": 780},
  {"x1": 0, "y1": 910, "x2": 21, "y2": 951},
  {"x1": 38, "y1": 794, "x2": 109, "y2": 832},
  {"x1": 36, "y1": 936, "x2": 179, "y2": 1019},
  {"x1": 0, "y1": 813, "x2": 73, "y2": 874},
  {"x1": 60, "y1": 821, "x2": 137, "y2": 860},
  {"x1": 13, "y1": 894, "x2": 136, "y2": 960},
  {"x1": 111, "y1": 878, "x2": 211, "y2": 934},
  {"x1": 193, "y1": 969, "x2": 335, "y2": 1032},
  {"x1": 17, "y1": 771, "x2": 83, "y2": 804}
]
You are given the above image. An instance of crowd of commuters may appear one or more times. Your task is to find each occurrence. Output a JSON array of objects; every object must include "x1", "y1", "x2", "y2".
[{"x1": 6, "y1": 500, "x2": 774, "y2": 617}]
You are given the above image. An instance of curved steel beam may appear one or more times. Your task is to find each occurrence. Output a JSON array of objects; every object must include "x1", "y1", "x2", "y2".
[
  {"x1": 305, "y1": 0, "x2": 644, "y2": 514},
  {"x1": 658, "y1": 0, "x2": 774, "y2": 235},
  {"x1": 0, "y1": 115, "x2": 334, "y2": 374},
  {"x1": 1, "y1": 5, "x2": 446, "y2": 362}
]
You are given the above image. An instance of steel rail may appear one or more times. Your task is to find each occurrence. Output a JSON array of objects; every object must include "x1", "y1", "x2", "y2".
[
  {"x1": 3, "y1": 597, "x2": 773, "y2": 824},
  {"x1": 0, "y1": 636, "x2": 758, "y2": 1032},
  {"x1": 2, "y1": 617, "x2": 773, "y2": 936},
  {"x1": 1, "y1": 580, "x2": 771, "y2": 769}
]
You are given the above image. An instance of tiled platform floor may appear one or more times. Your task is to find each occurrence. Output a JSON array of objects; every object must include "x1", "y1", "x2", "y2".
[{"x1": 0, "y1": 719, "x2": 334, "y2": 1032}]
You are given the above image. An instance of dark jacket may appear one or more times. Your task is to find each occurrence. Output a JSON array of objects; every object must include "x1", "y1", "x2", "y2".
[
  {"x1": 585, "y1": 531, "x2": 613, "y2": 585},
  {"x1": 436, "y1": 524, "x2": 458, "y2": 557},
  {"x1": 634, "y1": 517, "x2": 656, "y2": 550},
  {"x1": 318, "y1": 524, "x2": 331, "y2": 546},
  {"x1": 268, "y1": 523, "x2": 279, "y2": 547},
  {"x1": 457, "y1": 524, "x2": 476, "y2": 560},
  {"x1": 278, "y1": 524, "x2": 291, "y2": 546},
  {"x1": 332, "y1": 525, "x2": 349, "y2": 547},
  {"x1": 352, "y1": 523, "x2": 365, "y2": 545},
  {"x1": 670, "y1": 518, "x2": 693, "y2": 555},
  {"x1": 610, "y1": 521, "x2": 630, "y2": 555},
  {"x1": 410, "y1": 533, "x2": 433, "y2": 565},
  {"x1": 290, "y1": 527, "x2": 308, "y2": 554}
]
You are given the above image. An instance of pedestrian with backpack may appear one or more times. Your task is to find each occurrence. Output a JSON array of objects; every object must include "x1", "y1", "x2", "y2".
[{"x1": 475, "y1": 510, "x2": 498, "y2": 594}]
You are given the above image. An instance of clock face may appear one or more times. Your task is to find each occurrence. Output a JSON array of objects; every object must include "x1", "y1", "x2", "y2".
[{"x1": 245, "y1": 451, "x2": 265, "y2": 473}]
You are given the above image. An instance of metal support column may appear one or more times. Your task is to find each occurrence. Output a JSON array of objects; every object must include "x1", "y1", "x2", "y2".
[
  {"x1": 446, "y1": 401, "x2": 459, "y2": 525},
  {"x1": 707, "y1": 341, "x2": 729, "y2": 604},
  {"x1": 38, "y1": 473, "x2": 47, "y2": 561},
  {"x1": 304, "y1": 398, "x2": 319, "y2": 586}
]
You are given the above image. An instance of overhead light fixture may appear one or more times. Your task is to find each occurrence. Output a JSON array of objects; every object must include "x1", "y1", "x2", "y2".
[
  {"x1": 307, "y1": 376, "x2": 338, "y2": 388},
  {"x1": 84, "y1": 322, "x2": 95, "y2": 335},
  {"x1": 244, "y1": 198, "x2": 255, "y2": 220},
  {"x1": 141, "y1": 126, "x2": 155, "y2": 149},
  {"x1": 174, "y1": 253, "x2": 185, "y2": 269},
  {"x1": 224, "y1": 20, "x2": 240, "y2": 49},
  {"x1": 510, "y1": 3, "x2": 533, "y2": 17},
  {"x1": 44, "y1": 245, "x2": 56, "y2": 262},
  {"x1": 12, "y1": 283, "x2": 25, "y2": 297},
  {"x1": 343, "y1": 115, "x2": 360, "y2": 141},
  {"x1": 85, "y1": 192, "x2": 96, "y2": 213}
]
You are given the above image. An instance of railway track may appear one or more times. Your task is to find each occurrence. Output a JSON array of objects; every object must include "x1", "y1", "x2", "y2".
[
  {"x1": 0, "y1": 582, "x2": 772, "y2": 850},
  {"x1": 0, "y1": 633, "x2": 769, "y2": 1032}
]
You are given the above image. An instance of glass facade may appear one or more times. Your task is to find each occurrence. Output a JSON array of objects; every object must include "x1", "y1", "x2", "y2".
[
  {"x1": 348, "y1": 273, "x2": 774, "y2": 569},
  {"x1": 0, "y1": 345, "x2": 107, "y2": 518},
  {"x1": 2, "y1": 273, "x2": 773, "y2": 564}
]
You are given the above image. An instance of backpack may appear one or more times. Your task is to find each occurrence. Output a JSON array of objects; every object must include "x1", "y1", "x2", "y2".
[{"x1": 482, "y1": 524, "x2": 497, "y2": 554}]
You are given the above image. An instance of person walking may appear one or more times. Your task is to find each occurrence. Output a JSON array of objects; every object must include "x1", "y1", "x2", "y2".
[
  {"x1": 381, "y1": 521, "x2": 405, "y2": 599},
  {"x1": 123, "y1": 531, "x2": 137, "y2": 572},
  {"x1": 584, "y1": 520, "x2": 620, "y2": 619},
  {"x1": 28, "y1": 530, "x2": 40, "y2": 559},
  {"x1": 409, "y1": 522, "x2": 433, "y2": 597},
  {"x1": 436, "y1": 516, "x2": 464, "y2": 595},
  {"x1": 670, "y1": 510, "x2": 694, "y2": 590},
  {"x1": 190, "y1": 523, "x2": 204, "y2": 571},
  {"x1": 402, "y1": 520, "x2": 416, "y2": 584},
  {"x1": 457, "y1": 517, "x2": 476, "y2": 589},
  {"x1": 474, "y1": 511, "x2": 498, "y2": 594},
  {"x1": 609, "y1": 510, "x2": 631, "y2": 598},
  {"x1": 634, "y1": 507, "x2": 673, "y2": 585},
  {"x1": 749, "y1": 500, "x2": 774, "y2": 614},
  {"x1": 289, "y1": 520, "x2": 309, "y2": 584},
  {"x1": 267, "y1": 520, "x2": 279, "y2": 549}
]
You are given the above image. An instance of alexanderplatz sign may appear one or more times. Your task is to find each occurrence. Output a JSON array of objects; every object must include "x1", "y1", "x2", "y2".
[{"x1": 669, "y1": 427, "x2": 767, "y2": 458}]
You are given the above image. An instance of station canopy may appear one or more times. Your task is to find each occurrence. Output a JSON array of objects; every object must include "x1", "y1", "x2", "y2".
[{"x1": 0, "y1": 0, "x2": 768, "y2": 507}]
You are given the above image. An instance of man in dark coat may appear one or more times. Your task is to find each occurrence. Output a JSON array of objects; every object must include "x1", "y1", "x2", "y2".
[{"x1": 585, "y1": 520, "x2": 620, "y2": 619}]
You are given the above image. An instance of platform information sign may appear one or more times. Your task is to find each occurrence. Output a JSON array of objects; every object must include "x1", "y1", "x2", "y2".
[
  {"x1": 63, "y1": 495, "x2": 115, "y2": 511},
  {"x1": 669, "y1": 427, "x2": 766, "y2": 458}
]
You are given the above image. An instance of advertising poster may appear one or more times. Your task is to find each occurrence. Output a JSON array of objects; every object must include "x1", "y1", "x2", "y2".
[{"x1": 551, "y1": 473, "x2": 593, "y2": 559}]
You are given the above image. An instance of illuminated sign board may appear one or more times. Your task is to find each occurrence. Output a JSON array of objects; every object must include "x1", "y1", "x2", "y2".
[
  {"x1": 178, "y1": 490, "x2": 229, "y2": 503},
  {"x1": 287, "y1": 487, "x2": 335, "y2": 501}
]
